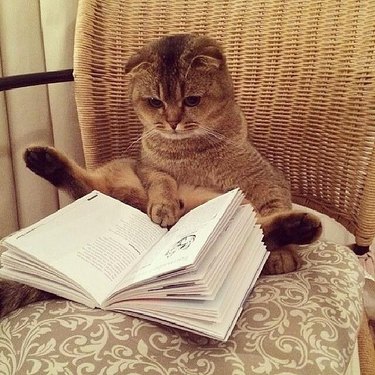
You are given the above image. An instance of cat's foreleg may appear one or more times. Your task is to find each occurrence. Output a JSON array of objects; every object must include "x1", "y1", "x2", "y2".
[
  {"x1": 136, "y1": 167, "x2": 225, "y2": 226},
  {"x1": 136, "y1": 165, "x2": 182, "y2": 227}
]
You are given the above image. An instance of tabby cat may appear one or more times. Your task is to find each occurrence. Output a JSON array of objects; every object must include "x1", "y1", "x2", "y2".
[{"x1": 125, "y1": 33, "x2": 322, "y2": 274}]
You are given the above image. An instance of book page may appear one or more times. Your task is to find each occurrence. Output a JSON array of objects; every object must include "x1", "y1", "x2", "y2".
[
  {"x1": 2, "y1": 191, "x2": 166, "y2": 305},
  {"x1": 0, "y1": 247, "x2": 97, "y2": 305},
  {"x1": 75, "y1": 213, "x2": 164, "y2": 282},
  {"x1": 113, "y1": 189, "x2": 243, "y2": 290},
  {"x1": 106, "y1": 206, "x2": 256, "y2": 303}
]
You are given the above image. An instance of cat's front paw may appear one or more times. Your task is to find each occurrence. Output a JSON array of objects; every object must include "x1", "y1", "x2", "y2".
[
  {"x1": 24, "y1": 146, "x2": 69, "y2": 186},
  {"x1": 148, "y1": 199, "x2": 182, "y2": 228},
  {"x1": 262, "y1": 247, "x2": 299, "y2": 275}
]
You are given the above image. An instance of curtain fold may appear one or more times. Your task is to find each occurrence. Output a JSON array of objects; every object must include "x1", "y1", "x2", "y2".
[
  {"x1": 40, "y1": 0, "x2": 83, "y2": 208},
  {"x1": 0, "y1": 0, "x2": 81, "y2": 237},
  {"x1": 0, "y1": 58, "x2": 18, "y2": 237}
]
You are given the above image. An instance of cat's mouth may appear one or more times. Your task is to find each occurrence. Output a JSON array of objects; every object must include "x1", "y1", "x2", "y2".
[
  {"x1": 157, "y1": 129, "x2": 197, "y2": 140},
  {"x1": 155, "y1": 123, "x2": 200, "y2": 139}
]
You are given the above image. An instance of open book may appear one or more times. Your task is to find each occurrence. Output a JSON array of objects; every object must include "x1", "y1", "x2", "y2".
[{"x1": 0, "y1": 189, "x2": 268, "y2": 340}]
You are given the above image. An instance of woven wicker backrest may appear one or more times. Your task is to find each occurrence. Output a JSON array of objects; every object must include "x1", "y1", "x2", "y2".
[{"x1": 74, "y1": 0, "x2": 375, "y2": 247}]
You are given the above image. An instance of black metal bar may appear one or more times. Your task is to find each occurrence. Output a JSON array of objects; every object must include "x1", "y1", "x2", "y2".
[{"x1": 0, "y1": 69, "x2": 74, "y2": 91}]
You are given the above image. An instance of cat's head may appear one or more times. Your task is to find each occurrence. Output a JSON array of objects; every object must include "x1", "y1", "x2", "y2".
[{"x1": 125, "y1": 34, "x2": 236, "y2": 140}]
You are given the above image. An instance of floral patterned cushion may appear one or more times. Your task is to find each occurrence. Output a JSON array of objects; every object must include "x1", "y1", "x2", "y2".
[{"x1": 0, "y1": 241, "x2": 363, "y2": 375}]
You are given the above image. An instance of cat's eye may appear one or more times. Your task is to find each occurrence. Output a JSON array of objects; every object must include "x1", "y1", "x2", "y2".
[
  {"x1": 183, "y1": 96, "x2": 201, "y2": 107},
  {"x1": 148, "y1": 98, "x2": 164, "y2": 108}
]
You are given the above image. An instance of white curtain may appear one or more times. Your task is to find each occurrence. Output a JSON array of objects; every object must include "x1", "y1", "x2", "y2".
[{"x1": 0, "y1": 0, "x2": 83, "y2": 238}]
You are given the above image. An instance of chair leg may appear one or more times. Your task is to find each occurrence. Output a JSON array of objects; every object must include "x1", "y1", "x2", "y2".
[{"x1": 352, "y1": 244, "x2": 370, "y2": 255}]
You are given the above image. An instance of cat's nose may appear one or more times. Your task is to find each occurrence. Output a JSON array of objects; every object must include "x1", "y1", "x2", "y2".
[
  {"x1": 167, "y1": 120, "x2": 179, "y2": 130},
  {"x1": 166, "y1": 107, "x2": 182, "y2": 129}
]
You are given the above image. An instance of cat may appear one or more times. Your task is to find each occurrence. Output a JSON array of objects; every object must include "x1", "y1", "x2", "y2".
[{"x1": 124, "y1": 33, "x2": 322, "y2": 275}]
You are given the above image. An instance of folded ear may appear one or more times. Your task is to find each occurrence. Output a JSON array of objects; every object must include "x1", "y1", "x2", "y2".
[
  {"x1": 190, "y1": 45, "x2": 224, "y2": 71},
  {"x1": 124, "y1": 53, "x2": 151, "y2": 75}
]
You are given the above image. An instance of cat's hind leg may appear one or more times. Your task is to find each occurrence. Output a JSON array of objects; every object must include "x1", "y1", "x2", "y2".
[
  {"x1": 24, "y1": 146, "x2": 149, "y2": 212},
  {"x1": 259, "y1": 210, "x2": 322, "y2": 251},
  {"x1": 261, "y1": 245, "x2": 300, "y2": 275},
  {"x1": 258, "y1": 211, "x2": 322, "y2": 275},
  {"x1": 24, "y1": 146, "x2": 92, "y2": 199}
]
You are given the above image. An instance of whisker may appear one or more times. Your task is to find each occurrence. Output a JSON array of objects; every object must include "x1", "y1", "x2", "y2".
[
  {"x1": 200, "y1": 126, "x2": 243, "y2": 148},
  {"x1": 200, "y1": 127, "x2": 229, "y2": 143},
  {"x1": 123, "y1": 128, "x2": 156, "y2": 154},
  {"x1": 199, "y1": 129, "x2": 226, "y2": 147}
]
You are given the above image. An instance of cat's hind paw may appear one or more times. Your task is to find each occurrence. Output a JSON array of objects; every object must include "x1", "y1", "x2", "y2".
[
  {"x1": 263, "y1": 211, "x2": 322, "y2": 249},
  {"x1": 24, "y1": 146, "x2": 69, "y2": 186},
  {"x1": 280, "y1": 212, "x2": 322, "y2": 245}
]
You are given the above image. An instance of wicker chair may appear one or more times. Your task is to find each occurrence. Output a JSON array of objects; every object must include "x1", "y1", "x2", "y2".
[
  {"x1": 74, "y1": 0, "x2": 375, "y2": 253},
  {"x1": 1, "y1": 0, "x2": 374, "y2": 374}
]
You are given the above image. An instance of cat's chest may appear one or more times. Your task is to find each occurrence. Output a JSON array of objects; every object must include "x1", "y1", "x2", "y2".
[
  {"x1": 141, "y1": 143, "x2": 250, "y2": 189},
  {"x1": 142, "y1": 149, "x2": 216, "y2": 185},
  {"x1": 159, "y1": 157, "x2": 216, "y2": 185}
]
